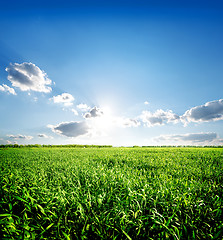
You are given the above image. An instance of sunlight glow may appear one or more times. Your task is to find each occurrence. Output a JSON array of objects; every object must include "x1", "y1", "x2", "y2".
[{"x1": 90, "y1": 106, "x2": 114, "y2": 132}]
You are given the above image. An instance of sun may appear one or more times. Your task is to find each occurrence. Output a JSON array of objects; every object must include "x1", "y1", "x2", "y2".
[{"x1": 90, "y1": 106, "x2": 114, "y2": 132}]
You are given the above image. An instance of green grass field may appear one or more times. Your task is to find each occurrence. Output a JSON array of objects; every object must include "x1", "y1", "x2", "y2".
[{"x1": 0, "y1": 147, "x2": 223, "y2": 239}]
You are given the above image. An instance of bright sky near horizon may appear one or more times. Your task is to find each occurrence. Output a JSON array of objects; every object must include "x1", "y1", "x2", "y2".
[{"x1": 0, "y1": 0, "x2": 223, "y2": 146}]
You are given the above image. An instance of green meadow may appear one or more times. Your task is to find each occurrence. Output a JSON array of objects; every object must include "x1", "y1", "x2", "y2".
[{"x1": 0, "y1": 147, "x2": 223, "y2": 239}]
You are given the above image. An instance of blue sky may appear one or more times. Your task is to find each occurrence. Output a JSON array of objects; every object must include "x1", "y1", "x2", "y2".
[{"x1": 0, "y1": 0, "x2": 223, "y2": 146}]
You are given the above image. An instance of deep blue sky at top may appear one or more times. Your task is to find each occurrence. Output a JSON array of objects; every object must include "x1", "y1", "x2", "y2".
[
  {"x1": 1, "y1": 0, "x2": 222, "y2": 111},
  {"x1": 0, "y1": 0, "x2": 223, "y2": 145}
]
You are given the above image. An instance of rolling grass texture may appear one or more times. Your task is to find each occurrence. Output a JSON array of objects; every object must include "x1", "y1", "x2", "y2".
[{"x1": 0, "y1": 147, "x2": 223, "y2": 239}]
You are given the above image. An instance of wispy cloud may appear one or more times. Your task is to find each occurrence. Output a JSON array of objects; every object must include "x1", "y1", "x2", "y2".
[
  {"x1": 6, "y1": 140, "x2": 15, "y2": 144},
  {"x1": 0, "y1": 84, "x2": 16, "y2": 95},
  {"x1": 71, "y1": 109, "x2": 78, "y2": 116},
  {"x1": 6, "y1": 62, "x2": 52, "y2": 93},
  {"x1": 7, "y1": 134, "x2": 33, "y2": 140},
  {"x1": 50, "y1": 93, "x2": 74, "y2": 106}
]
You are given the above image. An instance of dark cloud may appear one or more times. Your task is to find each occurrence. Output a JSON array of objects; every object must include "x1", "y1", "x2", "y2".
[
  {"x1": 182, "y1": 99, "x2": 223, "y2": 123},
  {"x1": 48, "y1": 121, "x2": 89, "y2": 137},
  {"x1": 7, "y1": 66, "x2": 33, "y2": 86}
]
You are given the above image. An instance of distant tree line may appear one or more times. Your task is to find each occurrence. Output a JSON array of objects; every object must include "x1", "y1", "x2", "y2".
[
  {"x1": 0, "y1": 144, "x2": 222, "y2": 148},
  {"x1": 141, "y1": 145, "x2": 223, "y2": 148},
  {"x1": 0, "y1": 144, "x2": 113, "y2": 148}
]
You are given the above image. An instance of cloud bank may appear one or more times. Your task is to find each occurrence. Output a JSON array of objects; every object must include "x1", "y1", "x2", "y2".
[
  {"x1": 154, "y1": 132, "x2": 223, "y2": 145},
  {"x1": 140, "y1": 99, "x2": 223, "y2": 128},
  {"x1": 48, "y1": 121, "x2": 89, "y2": 137},
  {"x1": 0, "y1": 84, "x2": 16, "y2": 95},
  {"x1": 6, "y1": 62, "x2": 52, "y2": 92},
  {"x1": 51, "y1": 93, "x2": 74, "y2": 106}
]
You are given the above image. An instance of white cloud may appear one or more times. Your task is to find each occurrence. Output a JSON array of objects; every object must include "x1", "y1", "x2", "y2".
[
  {"x1": 48, "y1": 121, "x2": 89, "y2": 137},
  {"x1": 140, "y1": 109, "x2": 180, "y2": 127},
  {"x1": 154, "y1": 132, "x2": 223, "y2": 145},
  {"x1": 144, "y1": 101, "x2": 149, "y2": 105},
  {"x1": 84, "y1": 106, "x2": 103, "y2": 118},
  {"x1": 71, "y1": 109, "x2": 78, "y2": 116},
  {"x1": 50, "y1": 93, "x2": 74, "y2": 106},
  {"x1": 77, "y1": 103, "x2": 90, "y2": 111},
  {"x1": 0, "y1": 84, "x2": 16, "y2": 95},
  {"x1": 182, "y1": 99, "x2": 223, "y2": 124},
  {"x1": 6, "y1": 62, "x2": 52, "y2": 93},
  {"x1": 7, "y1": 134, "x2": 33, "y2": 140}
]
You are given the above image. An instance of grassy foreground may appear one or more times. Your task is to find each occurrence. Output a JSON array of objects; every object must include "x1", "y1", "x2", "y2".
[{"x1": 0, "y1": 147, "x2": 223, "y2": 239}]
